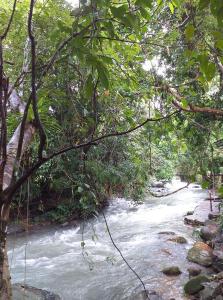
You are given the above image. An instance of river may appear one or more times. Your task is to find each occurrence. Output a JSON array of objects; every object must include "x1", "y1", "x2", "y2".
[{"x1": 8, "y1": 180, "x2": 207, "y2": 300}]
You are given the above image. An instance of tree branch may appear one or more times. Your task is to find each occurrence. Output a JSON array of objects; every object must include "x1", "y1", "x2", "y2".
[
  {"x1": 148, "y1": 182, "x2": 190, "y2": 198},
  {"x1": 168, "y1": 87, "x2": 223, "y2": 116},
  {"x1": 28, "y1": 0, "x2": 46, "y2": 159},
  {"x1": 4, "y1": 110, "x2": 180, "y2": 199}
]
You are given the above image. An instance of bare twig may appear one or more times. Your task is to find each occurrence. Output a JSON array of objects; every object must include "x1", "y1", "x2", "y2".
[{"x1": 102, "y1": 212, "x2": 149, "y2": 299}]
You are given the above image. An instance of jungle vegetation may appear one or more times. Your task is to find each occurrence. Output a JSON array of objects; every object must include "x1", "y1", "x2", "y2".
[{"x1": 0, "y1": 0, "x2": 223, "y2": 297}]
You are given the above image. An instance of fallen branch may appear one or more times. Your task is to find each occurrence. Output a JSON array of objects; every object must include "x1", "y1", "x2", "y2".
[{"x1": 148, "y1": 182, "x2": 190, "y2": 198}]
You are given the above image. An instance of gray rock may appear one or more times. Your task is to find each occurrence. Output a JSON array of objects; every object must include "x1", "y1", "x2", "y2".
[
  {"x1": 200, "y1": 224, "x2": 220, "y2": 241},
  {"x1": 212, "y1": 250, "x2": 223, "y2": 272},
  {"x1": 208, "y1": 213, "x2": 220, "y2": 220},
  {"x1": 7, "y1": 224, "x2": 25, "y2": 235},
  {"x1": 151, "y1": 181, "x2": 165, "y2": 188},
  {"x1": 167, "y1": 236, "x2": 187, "y2": 244},
  {"x1": 187, "y1": 266, "x2": 202, "y2": 277},
  {"x1": 184, "y1": 275, "x2": 210, "y2": 295},
  {"x1": 162, "y1": 266, "x2": 182, "y2": 276},
  {"x1": 127, "y1": 290, "x2": 163, "y2": 300},
  {"x1": 187, "y1": 242, "x2": 213, "y2": 266},
  {"x1": 186, "y1": 211, "x2": 194, "y2": 216},
  {"x1": 158, "y1": 231, "x2": 175, "y2": 235},
  {"x1": 12, "y1": 284, "x2": 61, "y2": 300},
  {"x1": 199, "y1": 281, "x2": 223, "y2": 300}
]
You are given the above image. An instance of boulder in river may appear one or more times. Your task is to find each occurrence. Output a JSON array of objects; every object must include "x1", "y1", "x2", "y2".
[
  {"x1": 184, "y1": 275, "x2": 210, "y2": 295},
  {"x1": 187, "y1": 266, "x2": 202, "y2": 277},
  {"x1": 212, "y1": 250, "x2": 223, "y2": 272},
  {"x1": 167, "y1": 236, "x2": 187, "y2": 244},
  {"x1": 199, "y1": 280, "x2": 223, "y2": 300},
  {"x1": 151, "y1": 181, "x2": 165, "y2": 188},
  {"x1": 127, "y1": 290, "x2": 163, "y2": 300},
  {"x1": 158, "y1": 231, "x2": 175, "y2": 235},
  {"x1": 200, "y1": 223, "x2": 220, "y2": 241},
  {"x1": 187, "y1": 242, "x2": 213, "y2": 266},
  {"x1": 12, "y1": 284, "x2": 61, "y2": 300},
  {"x1": 162, "y1": 266, "x2": 182, "y2": 276}
]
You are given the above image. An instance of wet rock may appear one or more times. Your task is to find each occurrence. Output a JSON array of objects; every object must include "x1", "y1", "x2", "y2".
[
  {"x1": 187, "y1": 266, "x2": 202, "y2": 277},
  {"x1": 162, "y1": 266, "x2": 182, "y2": 276},
  {"x1": 158, "y1": 231, "x2": 175, "y2": 235},
  {"x1": 167, "y1": 236, "x2": 187, "y2": 244},
  {"x1": 7, "y1": 223, "x2": 25, "y2": 235},
  {"x1": 206, "y1": 240, "x2": 215, "y2": 249},
  {"x1": 184, "y1": 275, "x2": 210, "y2": 295},
  {"x1": 128, "y1": 207, "x2": 138, "y2": 212},
  {"x1": 184, "y1": 217, "x2": 204, "y2": 226},
  {"x1": 214, "y1": 271, "x2": 223, "y2": 280},
  {"x1": 184, "y1": 201, "x2": 220, "y2": 227},
  {"x1": 199, "y1": 280, "x2": 223, "y2": 300},
  {"x1": 151, "y1": 181, "x2": 165, "y2": 188},
  {"x1": 212, "y1": 250, "x2": 223, "y2": 272},
  {"x1": 208, "y1": 213, "x2": 220, "y2": 220},
  {"x1": 61, "y1": 222, "x2": 69, "y2": 227},
  {"x1": 187, "y1": 242, "x2": 213, "y2": 266},
  {"x1": 127, "y1": 290, "x2": 163, "y2": 300},
  {"x1": 200, "y1": 223, "x2": 220, "y2": 241},
  {"x1": 186, "y1": 211, "x2": 194, "y2": 216},
  {"x1": 12, "y1": 284, "x2": 61, "y2": 299}
]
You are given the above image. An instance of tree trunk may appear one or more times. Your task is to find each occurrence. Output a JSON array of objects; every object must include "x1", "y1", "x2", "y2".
[
  {"x1": 0, "y1": 122, "x2": 35, "y2": 299},
  {"x1": 0, "y1": 216, "x2": 12, "y2": 300}
]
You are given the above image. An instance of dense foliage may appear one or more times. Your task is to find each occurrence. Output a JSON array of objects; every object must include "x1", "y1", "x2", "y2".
[{"x1": 1, "y1": 0, "x2": 223, "y2": 223}]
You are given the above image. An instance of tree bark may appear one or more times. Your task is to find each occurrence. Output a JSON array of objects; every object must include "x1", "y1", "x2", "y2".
[{"x1": 0, "y1": 118, "x2": 35, "y2": 299}]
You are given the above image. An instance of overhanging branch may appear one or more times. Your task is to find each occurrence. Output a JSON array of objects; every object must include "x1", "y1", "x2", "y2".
[{"x1": 4, "y1": 110, "x2": 180, "y2": 199}]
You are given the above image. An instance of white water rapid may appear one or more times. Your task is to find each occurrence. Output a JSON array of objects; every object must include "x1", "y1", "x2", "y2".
[{"x1": 8, "y1": 180, "x2": 207, "y2": 300}]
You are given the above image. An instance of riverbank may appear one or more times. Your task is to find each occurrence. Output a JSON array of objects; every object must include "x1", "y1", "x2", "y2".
[{"x1": 182, "y1": 194, "x2": 223, "y2": 299}]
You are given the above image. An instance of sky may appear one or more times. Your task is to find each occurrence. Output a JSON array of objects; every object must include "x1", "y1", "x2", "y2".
[{"x1": 66, "y1": 0, "x2": 79, "y2": 7}]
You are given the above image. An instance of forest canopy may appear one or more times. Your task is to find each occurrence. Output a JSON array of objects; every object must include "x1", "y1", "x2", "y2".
[{"x1": 0, "y1": 0, "x2": 223, "y2": 297}]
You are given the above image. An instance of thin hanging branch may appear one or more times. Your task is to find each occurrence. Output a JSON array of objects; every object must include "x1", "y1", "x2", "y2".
[
  {"x1": 28, "y1": 0, "x2": 46, "y2": 159},
  {"x1": 102, "y1": 212, "x2": 149, "y2": 299}
]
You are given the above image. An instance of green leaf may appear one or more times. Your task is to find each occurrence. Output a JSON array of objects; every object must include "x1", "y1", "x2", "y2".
[
  {"x1": 169, "y1": 2, "x2": 174, "y2": 14},
  {"x1": 140, "y1": 7, "x2": 151, "y2": 20},
  {"x1": 205, "y1": 62, "x2": 216, "y2": 81},
  {"x1": 84, "y1": 74, "x2": 94, "y2": 98},
  {"x1": 201, "y1": 181, "x2": 209, "y2": 189},
  {"x1": 135, "y1": 0, "x2": 152, "y2": 8},
  {"x1": 96, "y1": 61, "x2": 109, "y2": 89},
  {"x1": 181, "y1": 98, "x2": 188, "y2": 109},
  {"x1": 110, "y1": 5, "x2": 127, "y2": 19},
  {"x1": 216, "y1": 39, "x2": 223, "y2": 50},
  {"x1": 199, "y1": 0, "x2": 210, "y2": 10},
  {"x1": 185, "y1": 25, "x2": 195, "y2": 41},
  {"x1": 218, "y1": 186, "x2": 223, "y2": 197}
]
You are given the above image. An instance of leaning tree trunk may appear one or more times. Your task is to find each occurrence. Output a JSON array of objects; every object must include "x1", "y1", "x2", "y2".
[{"x1": 0, "y1": 121, "x2": 35, "y2": 299}]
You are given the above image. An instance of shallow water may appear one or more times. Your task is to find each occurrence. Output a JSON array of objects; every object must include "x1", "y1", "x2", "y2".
[{"x1": 8, "y1": 180, "x2": 207, "y2": 300}]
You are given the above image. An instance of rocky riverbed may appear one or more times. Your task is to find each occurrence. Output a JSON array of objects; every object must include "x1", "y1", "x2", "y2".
[{"x1": 182, "y1": 196, "x2": 223, "y2": 299}]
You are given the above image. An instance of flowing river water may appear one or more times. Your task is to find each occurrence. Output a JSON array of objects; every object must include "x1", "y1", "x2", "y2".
[{"x1": 8, "y1": 180, "x2": 207, "y2": 300}]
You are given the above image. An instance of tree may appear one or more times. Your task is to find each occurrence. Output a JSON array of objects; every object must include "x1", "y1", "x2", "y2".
[{"x1": 0, "y1": 0, "x2": 223, "y2": 298}]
